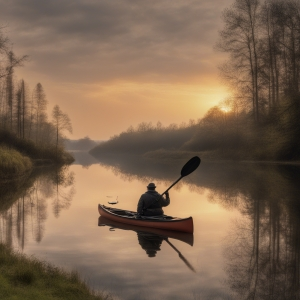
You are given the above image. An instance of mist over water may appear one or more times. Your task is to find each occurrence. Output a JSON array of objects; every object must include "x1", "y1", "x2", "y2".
[{"x1": 1, "y1": 153, "x2": 300, "y2": 299}]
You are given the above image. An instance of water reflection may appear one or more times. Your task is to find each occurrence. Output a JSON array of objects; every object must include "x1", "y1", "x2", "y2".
[
  {"x1": 94, "y1": 154, "x2": 190, "y2": 185},
  {"x1": 70, "y1": 151, "x2": 99, "y2": 168},
  {"x1": 2, "y1": 153, "x2": 300, "y2": 299},
  {"x1": 137, "y1": 231, "x2": 163, "y2": 257},
  {"x1": 98, "y1": 216, "x2": 196, "y2": 272},
  {"x1": 95, "y1": 154, "x2": 300, "y2": 298},
  {"x1": 0, "y1": 166, "x2": 75, "y2": 249},
  {"x1": 209, "y1": 164, "x2": 300, "y2": 300}
]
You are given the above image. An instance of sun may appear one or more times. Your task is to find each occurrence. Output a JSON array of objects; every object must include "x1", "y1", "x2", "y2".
[{"x1": 220, "y1": 106, "x2": 231, "y2": 113}]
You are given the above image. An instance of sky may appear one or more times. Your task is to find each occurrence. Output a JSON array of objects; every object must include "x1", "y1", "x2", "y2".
[{"x1": 0, "y1": 0, "x2": 233, "y2": 140}]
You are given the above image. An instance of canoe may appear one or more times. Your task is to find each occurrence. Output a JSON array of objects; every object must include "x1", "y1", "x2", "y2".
[
  {"x1": 98, "y1": 216, "x2": 194, "y2": 246},
  {"x1": 98, "y1": 204, "x2": 194, "y2": 233}
]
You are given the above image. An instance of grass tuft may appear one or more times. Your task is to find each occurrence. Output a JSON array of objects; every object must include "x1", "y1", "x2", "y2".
[
  {"x1": 0, "y1": 243, "x2": 112, "y2": 300},
  {"x1": 12, "y1": 269, "x2": 36, "y2": 285}
]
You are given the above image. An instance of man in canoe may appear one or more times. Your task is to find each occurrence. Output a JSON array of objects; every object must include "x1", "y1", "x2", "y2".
[{"x1": 137, "y1": 183, "x2": 170, "y2": 216}]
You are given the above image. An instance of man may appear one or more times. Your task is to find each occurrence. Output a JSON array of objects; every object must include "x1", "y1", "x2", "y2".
[{"x1": 137, "y1": 183, "x2": 170, "y2": 216}]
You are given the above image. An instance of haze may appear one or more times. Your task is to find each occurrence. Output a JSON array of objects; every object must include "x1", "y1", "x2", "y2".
[{"x1": 0, "y1": 0, "x2": 232, "y2": 139}]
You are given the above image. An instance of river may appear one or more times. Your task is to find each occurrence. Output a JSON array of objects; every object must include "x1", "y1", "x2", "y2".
[{"x1": 1, "y1": 152, "x2": 300, "y2": 300}]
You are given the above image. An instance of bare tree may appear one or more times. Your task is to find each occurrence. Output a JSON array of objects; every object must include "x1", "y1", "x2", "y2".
[
  {"x1": 6, "y1": 51, "x2": 14, "y2": 130},
  {"x1": 33, "y1": 83, "x2": 48, "y2": 143},
  {"x1": 217, "y1": 0, "x2": 263, "y2": 122},
  {"x1": 52, "y1": 105, "x2": 72, "y2": 152},
  {"x1": 0, "y1": 26, "x2": 27, "y2": 131},
  {"x1": 16, "y1": 81, "x2": 21, "y2": 137}
]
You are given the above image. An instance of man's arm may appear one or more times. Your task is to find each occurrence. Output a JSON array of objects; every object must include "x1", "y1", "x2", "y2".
[
  {"x1": 137, "y1": 196, "x2": 144, "y2": 214},
  {"x1": 159, "y1": 191, "x2": 170, "y2": 207}
]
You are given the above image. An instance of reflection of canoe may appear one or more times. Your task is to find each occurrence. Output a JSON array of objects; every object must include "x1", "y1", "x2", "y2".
[
  {"x1": 98, "y1": 216, "x2": 194, "y2": 246},
  {"x1": 98, "y1": 204, "x2": 194, "y2": 233}
]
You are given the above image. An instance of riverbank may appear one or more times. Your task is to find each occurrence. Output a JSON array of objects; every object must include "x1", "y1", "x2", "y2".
[
  {"x1": 0, "y1": 243, "x2": 111, "y2": 300},
  {"x1": 0, "y1": 147, "x2": 32, "y2": 180},
  {"x1": 142, "y1": 149, "x2": 300, "y2": 164},
  {"x1": 0, "y1": 146, "x2": 74, "y2": 181},
  {"x1": 0, "y1": 129, "x2": 74, "y2": 181}
]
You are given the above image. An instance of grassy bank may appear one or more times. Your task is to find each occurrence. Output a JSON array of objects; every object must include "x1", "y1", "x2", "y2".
[
  {"x1": 0, "y1": 147, "x2": 32, "y2": 179},
  {"x1": 0, "y1": 130, "x2": 74, "y2": 166},
  {"x1": 0, "y1": 243, "x2": 111, "y2": 300},
  {"x1": 0, "y1": 130, "x2": 74, "y2": 181}
]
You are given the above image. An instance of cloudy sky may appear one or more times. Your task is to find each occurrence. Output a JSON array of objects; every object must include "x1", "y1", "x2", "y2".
[{"x1": 0, "y1": 0, "x2": 233, "y2": 139}]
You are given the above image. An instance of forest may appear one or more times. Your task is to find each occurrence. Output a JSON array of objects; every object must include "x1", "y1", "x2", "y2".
[
  {"x1": 0, "y1": 27, "x2": 73, "y2": 170},
  {"x1": 91, "y1": 0, "x2": 300, "y2": 161}
]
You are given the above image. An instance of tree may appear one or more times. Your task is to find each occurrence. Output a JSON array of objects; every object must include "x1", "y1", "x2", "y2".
[
  {"x1": 6, "y1": 51, "x2": 14, "y2": 130},
  {"x1": 33, "y1": 83, "x2": 47, "y2": 143},
  {"x1": 52, "y1": 105, "x2": 72, "y2": 152},
  {"x1": 15, "y1": 79, "x2": 27, "y2": 138},
  {"x1": 217, "y1": 0, "x2": 262, "y2": 121},
  {"x1": 260, "y1": 0, "x2": 300, "y2": 109},
  {"x1": 1, "y1": 48, "x2": 28, "y2": 81}
]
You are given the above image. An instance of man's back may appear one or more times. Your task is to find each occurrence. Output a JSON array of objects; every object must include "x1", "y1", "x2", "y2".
[{"x1": 137, "y1": 188, "x2": 170, "y2": 216}]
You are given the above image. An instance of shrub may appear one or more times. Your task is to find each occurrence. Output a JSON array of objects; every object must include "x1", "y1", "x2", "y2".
[{"x1": 0, "y1": 147, "x2": 32, "y2": 179}]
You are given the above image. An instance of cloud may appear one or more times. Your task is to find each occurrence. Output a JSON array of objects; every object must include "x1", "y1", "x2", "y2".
[
  {"x1": 0, "y1": 0, "x2": 230, "y2": 84},
  {"x1": 0, "y1": 0, "x2": 232, "y2": 139}
]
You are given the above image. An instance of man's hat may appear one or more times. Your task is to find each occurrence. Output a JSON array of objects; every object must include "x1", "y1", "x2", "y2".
[{"x1": 147, "y1": 183, "x2": 156, "y2": 189}]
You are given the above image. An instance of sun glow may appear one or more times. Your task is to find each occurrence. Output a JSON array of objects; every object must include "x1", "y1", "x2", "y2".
[{"x1": 220, "y1": 106, "x2": 231, "y2": 113}]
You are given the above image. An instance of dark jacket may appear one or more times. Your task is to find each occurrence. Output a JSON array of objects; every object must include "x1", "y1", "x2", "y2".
[{"x1": 137, "y1": 190, "x2": 170, "y2": 216}]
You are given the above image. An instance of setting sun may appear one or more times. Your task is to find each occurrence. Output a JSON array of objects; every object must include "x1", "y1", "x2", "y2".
[{"x1": 220, "y1": 106, "x2": 231, "y2": 113}]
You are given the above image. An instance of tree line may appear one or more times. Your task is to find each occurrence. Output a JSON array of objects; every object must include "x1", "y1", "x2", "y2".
[
  {"x1": 89, "y1": 121, "x2": 198, "y2": 156},
  {"x1": 0, "y1": 27, "x2": 72, "y2": 158},
  {"x1": 214, "y1": 0, "x2": 300, "y2": 158}
]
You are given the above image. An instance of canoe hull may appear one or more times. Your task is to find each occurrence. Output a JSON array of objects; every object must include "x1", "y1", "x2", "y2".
[
  {"x1": 98, "y1": 216, "x2": 194, "y2": 245},
  {"x1": 98, "y1": 204, "x2": 194, "y2": 234}
]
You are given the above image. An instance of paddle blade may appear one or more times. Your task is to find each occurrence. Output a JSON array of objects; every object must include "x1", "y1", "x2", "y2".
[{"x1": 181, "y1": 156, "x2": 201, "y2": 177}]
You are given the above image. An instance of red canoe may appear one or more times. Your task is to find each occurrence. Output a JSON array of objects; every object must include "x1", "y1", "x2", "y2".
[{"x1": 98, "y1": 204, "x2": 194, "y2": 233}]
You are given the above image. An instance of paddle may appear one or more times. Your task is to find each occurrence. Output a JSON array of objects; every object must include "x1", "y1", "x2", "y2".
[
  {"x1": 164, "y1": 238, "x2": 196, "y2": 272},
  {"x1": 161, "y1": 156, "x2": 201, "y2": 196}
]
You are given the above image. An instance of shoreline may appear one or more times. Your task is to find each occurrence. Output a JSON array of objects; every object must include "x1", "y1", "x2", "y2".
[
  {"x1": 90, "y1": 149, "x2": 300, "y2": 166},
  {"x1": 0, "y1": 148, "x2": 74, "y2": 182}
]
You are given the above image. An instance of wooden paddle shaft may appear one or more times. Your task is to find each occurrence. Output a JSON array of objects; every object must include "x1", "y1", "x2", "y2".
[
  {"x1": 161, "y1": 176, "x2": 182, "y2": 196},
  {"x1": 160, "y1": 156, "x2": 200, "y2": 196}
]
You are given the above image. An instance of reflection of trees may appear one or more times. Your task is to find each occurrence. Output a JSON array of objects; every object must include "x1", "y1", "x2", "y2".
[
  {"x1": 70, "y1": 151, "x2": 99, "y2": 169},
  {"x1": 219, "y1": 165, "x2": 300, "y2": 299},
  {"x1": 0, "y1": 166, "x2": 75, "y2": 249},
  {"x1": 95, "y1": 154, "x2": 197, "y2": 192},
  {"x1": 50, "y1": 166, "x2": 75, "y2": 218}
]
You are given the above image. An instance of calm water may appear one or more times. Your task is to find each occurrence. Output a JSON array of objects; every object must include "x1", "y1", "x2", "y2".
[{"x1": 1, "y1": 152, "x2": 300, "y2": 300}]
